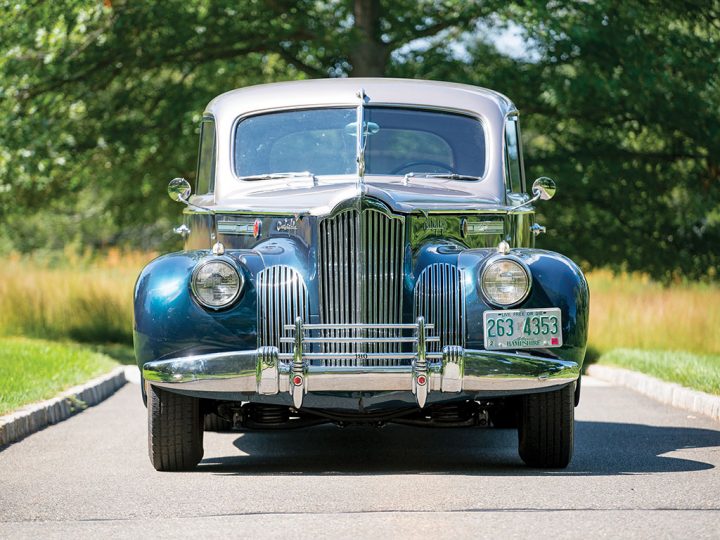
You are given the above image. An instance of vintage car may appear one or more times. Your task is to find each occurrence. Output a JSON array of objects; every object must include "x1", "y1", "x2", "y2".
[{"x1": 134, "y1": 78, "x2": 589, "y2": 471}]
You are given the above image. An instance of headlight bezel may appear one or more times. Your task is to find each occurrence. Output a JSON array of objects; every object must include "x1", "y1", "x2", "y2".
[
  {"x1": 479, "y1": 255, "x2": 532, "y2": 308},
  {"x1": 190, "y1": 257, "x2": 244, "y2": 310}
]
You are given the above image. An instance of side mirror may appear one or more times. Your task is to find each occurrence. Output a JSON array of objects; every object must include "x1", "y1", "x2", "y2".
[
  {"x1": 531, "y1": 177, "x2": 556, "y2": 201},
  {"x1": 168, "y1": 177, "x2": 192, "y2": 203}
]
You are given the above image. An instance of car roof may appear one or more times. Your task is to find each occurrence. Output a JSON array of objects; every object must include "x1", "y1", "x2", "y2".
[{"x1": 206, "y1": 78, "x2": 516, "y2": 119}]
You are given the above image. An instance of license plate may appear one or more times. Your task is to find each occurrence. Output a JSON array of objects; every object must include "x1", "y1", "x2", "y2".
[{"x1": 483, "y1": 308, "x2": 563, "y2": 350}]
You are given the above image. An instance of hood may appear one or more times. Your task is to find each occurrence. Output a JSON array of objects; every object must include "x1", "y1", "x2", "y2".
[{"x1": 214, "y1": 177, "x2": 507, "y2": 215}]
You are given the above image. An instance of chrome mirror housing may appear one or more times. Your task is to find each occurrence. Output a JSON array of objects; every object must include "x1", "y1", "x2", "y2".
[
  {"x1": 531, "y1": 177, "x2": 556, "y2": 201},
  {"x1": 168, "y1": 177, "x2": 192, "y2": 203},
  {"x1": 508, "y1": 176, "x2": 557, "y2": 211}
]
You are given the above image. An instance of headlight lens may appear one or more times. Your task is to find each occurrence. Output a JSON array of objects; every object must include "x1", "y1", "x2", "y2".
[
  {"x1": 191, "y1": 259, "x2": 243, "y2": 309},
  {"x1": 480, "y1": 258, "x2": 531, "y2": 306}
]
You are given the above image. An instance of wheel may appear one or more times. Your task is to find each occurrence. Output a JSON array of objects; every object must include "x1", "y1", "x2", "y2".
[
  {"x1": 518, "y1": 383, "x2": 574, "y2": 468},
  {"x1": 204, "y1": 412, "x2": 233, "y2": 432},
  {"x1": 147, "y1": 385, "x2": 204, "y2": 471}
]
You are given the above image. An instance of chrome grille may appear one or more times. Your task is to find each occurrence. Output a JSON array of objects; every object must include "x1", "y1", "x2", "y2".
[
  {"x1": 414, "y1": 263, "x2": 466, "y2": 353},
  {"x1": 318, "y1": 207, "x2": 405, "y2": 366},
  {"x1": 256, "y1": 266, "x2": 309, "y2": 354}
]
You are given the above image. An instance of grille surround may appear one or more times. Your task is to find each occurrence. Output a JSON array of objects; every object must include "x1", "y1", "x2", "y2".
[
  {"x1": 414, "y1": 263, "x2": 466, "y2": 352},
  {"x1": 256, "y1": 265, "x2": 309, "y2": 354}
]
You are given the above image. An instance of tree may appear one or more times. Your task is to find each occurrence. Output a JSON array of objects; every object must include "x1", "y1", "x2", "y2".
[
  {"x1": 393, "y1": 0, "x2": 720, "y2": 280},
  {"x1": 0, "y1": 0, "x2": 499, "y2": 251},
  {"x1": 1, "y1": 0, "x2": 718, "y2": 280}
]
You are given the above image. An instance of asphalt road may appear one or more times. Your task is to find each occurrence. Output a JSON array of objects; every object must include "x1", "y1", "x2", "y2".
[{"x1": 1, "y1": 376, "x2": 719, "y2": 539}]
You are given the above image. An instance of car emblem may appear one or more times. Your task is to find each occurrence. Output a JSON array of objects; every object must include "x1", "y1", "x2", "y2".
[
  {"x1": 276, "y1": 218, "x2": 298, "y2": 232},
  {"x1": 423, "y1": 218, "x2": 444, "y2": 233}
]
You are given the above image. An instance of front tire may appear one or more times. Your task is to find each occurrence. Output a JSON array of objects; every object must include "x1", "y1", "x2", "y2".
[
  {"x1": 518, "y1": 383, "x2": 574, "y2": 468},
  {"x1": 148, "y1": 385, "x2": 204, "y2": 471}
]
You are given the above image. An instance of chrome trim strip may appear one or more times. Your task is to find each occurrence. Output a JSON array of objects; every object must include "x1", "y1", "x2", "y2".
[
  {"x1": 283, "y1": 323, "x2": 434, "y2": 331},
  {"x1": 280, "y1": 352, "x2": 423, "y2": 361},
  {"x1": 278, "y1": 336, "x2": 440, "y2": 344}
]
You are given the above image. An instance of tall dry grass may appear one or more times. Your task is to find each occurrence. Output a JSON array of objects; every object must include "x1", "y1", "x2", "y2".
[
  {"x1": 0, "y1": 249, "x2": 154, "y2": 344},
  {"x1": 587, "y1": 270, "x2": 720, "y2": 356},
  {"x1": 1, "y1": 250, "x2": 718, "y2": 355}
]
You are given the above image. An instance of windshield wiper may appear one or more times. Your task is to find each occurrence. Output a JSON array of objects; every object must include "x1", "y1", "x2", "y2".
[
  {"x1": 403, "y1": 172, "x2": 483, "y2": 184},
  {"x1": 238, "y1": 171, "x2": 317, "y2": 183}
]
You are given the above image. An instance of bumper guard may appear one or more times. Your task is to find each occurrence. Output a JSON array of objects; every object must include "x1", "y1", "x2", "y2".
[{"x1": 143, "y1": 317, "x2": 579, "y2": 408}]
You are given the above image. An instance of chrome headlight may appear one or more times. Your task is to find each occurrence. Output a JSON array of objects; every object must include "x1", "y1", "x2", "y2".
[
  {"x1": 480, "y1": 257, "x2": 531, "y2": 307},
  {"x1": 191, "y1": 259, "x2": 243, "y2": 309}
]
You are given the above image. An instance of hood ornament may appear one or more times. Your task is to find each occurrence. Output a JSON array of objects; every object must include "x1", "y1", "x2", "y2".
[{"x1": 356, "y1": 88, "x2": 368, "y2": 191}]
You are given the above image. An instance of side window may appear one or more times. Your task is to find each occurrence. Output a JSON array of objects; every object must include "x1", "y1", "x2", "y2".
[
  {"x1": 505, "y1": 117, "x2": 523, "y2": 193},
  {"x1": 196, "y1": 118, "x2": 216, "y2": 194}
]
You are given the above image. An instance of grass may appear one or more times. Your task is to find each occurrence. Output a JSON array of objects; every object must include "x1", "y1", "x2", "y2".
[
  {"x1": 0, "y1": 337, "x2": 118, "y2": 415},
  {"x1": 587, "y1": 269, "x2": 720, "y2": 355},
  {"x1": 586, "y1": 270, "x2": 720, "y2": 395},
  {"x1": 597, "y1": 348, "x2": 720, "y2": 396},
  {"x1": 0, "y1": 249, "x2": 152, "y2": 344}
]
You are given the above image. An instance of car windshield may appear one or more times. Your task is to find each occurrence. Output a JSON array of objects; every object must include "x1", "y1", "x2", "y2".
[{"x1": 233, "y1": 107, "x2": 486, "y2": 178}]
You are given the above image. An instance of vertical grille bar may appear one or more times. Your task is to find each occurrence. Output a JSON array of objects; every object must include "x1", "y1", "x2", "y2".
[
  {"x1": 318, "y1": 205, "x2": 405, "y2": 365},
  {"x1": 414, "y1": 263, "x2": 466, "y2": 353},
  {"x1": 257, "y1": 266, "x2": 309, "y2": 354}
]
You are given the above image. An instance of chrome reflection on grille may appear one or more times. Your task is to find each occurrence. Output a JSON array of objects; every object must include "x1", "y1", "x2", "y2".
[
  {"x1": 414, "y1": 263, "x2": 466, "y2": 353},
  {"x1": 318, "y1": 207, "x2": 406, "y2": 366},
  {"x1": 256, "y1": 266, "x2": 309, "y2": 354}
]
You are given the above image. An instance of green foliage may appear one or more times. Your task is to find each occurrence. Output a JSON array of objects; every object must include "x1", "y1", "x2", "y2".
[
  {"x1": 516, "y1": 1, "x2": 720, "y2": 281},
  {"x1": 393, "y1": 1, "x2": 720, "y2": 281},
  {"x1": 0, "y1": 0, "x2": 718, "y2": 279},
  {"x1": 0, "y1": 337, "x2": 117, "y2": 415},
  {"x1": 597, "y1": 348, "x2": 720, "y2": 395}
]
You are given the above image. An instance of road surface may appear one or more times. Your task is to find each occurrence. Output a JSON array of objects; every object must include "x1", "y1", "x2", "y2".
[{"x1": 1, "y1": 376, "x2": 719, "y2": 538}]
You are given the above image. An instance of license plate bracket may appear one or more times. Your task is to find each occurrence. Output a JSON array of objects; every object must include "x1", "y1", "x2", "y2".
[{"x1": 483, "y1": 308, "x2": 563, "y2": 350}]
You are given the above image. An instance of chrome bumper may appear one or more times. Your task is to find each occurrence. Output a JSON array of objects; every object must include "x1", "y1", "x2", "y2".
[{"x1": 143, "y1": 318, "x2": 579, "y2": 408}]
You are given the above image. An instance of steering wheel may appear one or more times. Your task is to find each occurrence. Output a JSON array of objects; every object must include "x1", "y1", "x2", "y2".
[{"x1": 390, "y1": 160, "x2": 454, "y2": 175}]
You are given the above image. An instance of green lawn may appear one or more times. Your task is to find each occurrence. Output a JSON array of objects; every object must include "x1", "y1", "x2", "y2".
[
  {"x1": 0, "y1": 337, "x2": 118, "y2": 415},
  {"x1": 596, "y1": 348, "x2": 720, "y2": 396}
]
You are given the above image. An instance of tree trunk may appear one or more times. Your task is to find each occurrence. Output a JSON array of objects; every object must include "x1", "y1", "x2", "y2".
[{"x1": 349, "y1": 0, "x2": 389, "y2": 76}]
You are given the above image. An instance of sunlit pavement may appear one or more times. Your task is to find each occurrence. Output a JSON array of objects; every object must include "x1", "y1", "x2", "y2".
[{"x1": 1, "y1": 376, "x2": 719, "y2": 538}]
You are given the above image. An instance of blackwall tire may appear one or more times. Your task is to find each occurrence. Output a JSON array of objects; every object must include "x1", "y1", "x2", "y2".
[
  {"x1": 518, "y1": 383, "x2": 574, "y2": 468},
  {"x1": 148, "y1": 385, "x2": 204, "y2": 471}
]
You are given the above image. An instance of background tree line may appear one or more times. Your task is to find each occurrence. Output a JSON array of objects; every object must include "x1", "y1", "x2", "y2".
[{"x1": 1, "y1": 0, "x2": 718, "y2": 281}]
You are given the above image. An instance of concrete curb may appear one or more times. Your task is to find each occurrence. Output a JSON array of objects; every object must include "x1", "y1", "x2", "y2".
[
  {"x1": 586, "y1": 364, "x2": 720, "y2": 421},
  {"x1": 0, "y1": 366, "x2": 127, "y2": 447}
]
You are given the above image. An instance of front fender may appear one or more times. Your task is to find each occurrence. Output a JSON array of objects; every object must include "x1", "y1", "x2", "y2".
[
  {"x1": 133, "y1": 251, "x2": 259, "y2": 370},
  {"x1": 134, "y1": 237, "x2": 315, "y2": 370},
  {"x1": 459, "y1": 248, "x2": 589, "y2": 367}
]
